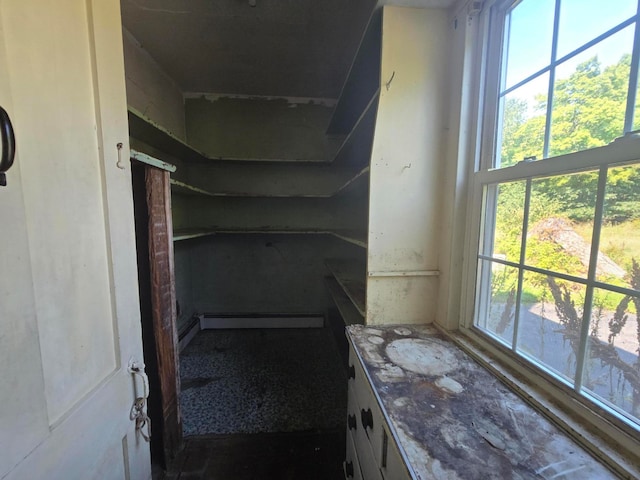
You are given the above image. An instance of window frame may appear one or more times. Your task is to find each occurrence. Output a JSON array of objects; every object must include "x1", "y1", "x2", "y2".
[{"x1": 459, "y1": 0, "x2": 640, "y2": 473}]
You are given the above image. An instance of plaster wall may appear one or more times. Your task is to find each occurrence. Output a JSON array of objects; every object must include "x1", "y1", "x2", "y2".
[
  {"x1": 188, "y1": 235, "x2": 366, "y2": 314},
  {"x1": 185, "y1": 96, "x2": 334, "y2": 161},
  {"x1": 123, "y1": 28, "x2": 186, "y2": 141}
]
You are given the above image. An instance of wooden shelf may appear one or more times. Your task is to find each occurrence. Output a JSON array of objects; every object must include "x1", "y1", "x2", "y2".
[
  {"x1": 332, "y1": 230, "x2": 367, "y2": 248},
  {"x1": 170, "y1": 179, "x2": 217, "y2": 197},
  {"x1": 332, "y1": 92, "x2": 379, "y2": 168},
  {"x1": 129, "y1": 107, "x2": 331, "y2": 165},
  {"x1": 325, "y1": 259, "x2": 366, "y2": 317},
  {"x1": 326, "y1": 277, "x2": 364, "y2": 325},
  {"x1": 173, "y1": 228, "x2": 367, "y2": 247},
  {"x1": 171, "y1": 167, "x2": 368, "y2": 198},
  {"x1": 327, "y1": 9, "x2": 381, "y2": 135},
  {"x1": 173, "y1": 229, "x2": 216, "y2": 241},
  {"x1": 334, "y1": 166, "x2": 369, "y2": 197},
  {"x1": 171, "y1": 178, "x2": 333, "y2": 198},
  {"x1": 128, "y1": 108, "x2": 209, "y2": 163}
]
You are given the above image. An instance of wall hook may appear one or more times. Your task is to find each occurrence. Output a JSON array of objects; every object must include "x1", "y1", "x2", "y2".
[{"x1": 116, "y1": 142, "x2": 125, "y2": 170}]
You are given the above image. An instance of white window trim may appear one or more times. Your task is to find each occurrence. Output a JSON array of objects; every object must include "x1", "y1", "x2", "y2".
[{"x1": 457, "y1": 0, "x2": 640, "y2": 476}]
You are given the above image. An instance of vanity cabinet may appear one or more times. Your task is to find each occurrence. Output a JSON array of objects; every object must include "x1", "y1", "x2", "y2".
[
  {"x1": 345, "y1": 324, "x2": 617, "y2": 480},
  {"x1": 346, "y1": 342, "x2": 410, "y2": 480}
]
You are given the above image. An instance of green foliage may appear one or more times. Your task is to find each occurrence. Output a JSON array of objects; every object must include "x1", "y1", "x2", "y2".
[
  {"x1": 499, "y1": 55, "x2": 640, "y2": 225},
  {"x1": 501, "y1": 55, "x2": 632, "y2": 165},
  {"x1": 489, "y1": 56, "x2": 640, "y2": 308}
]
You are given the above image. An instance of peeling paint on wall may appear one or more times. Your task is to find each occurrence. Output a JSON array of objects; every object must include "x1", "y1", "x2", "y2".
[{"x1": 185, "y1": 96, "x2": 334, "y2": 161}]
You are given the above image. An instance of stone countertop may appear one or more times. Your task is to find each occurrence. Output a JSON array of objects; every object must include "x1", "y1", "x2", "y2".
[{"x1": 346, "y1": 324, "x2": 616, "y2": 480}]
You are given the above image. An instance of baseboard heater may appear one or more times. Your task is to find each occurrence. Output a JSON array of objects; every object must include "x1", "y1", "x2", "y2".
[{"x1": 200, "y1": 313, "x2": 325, "y2": 329}]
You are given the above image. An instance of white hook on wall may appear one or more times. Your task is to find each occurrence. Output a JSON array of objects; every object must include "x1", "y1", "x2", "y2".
[{"x1": 116, "y1": 142, "x2": 125, "y2": 170}]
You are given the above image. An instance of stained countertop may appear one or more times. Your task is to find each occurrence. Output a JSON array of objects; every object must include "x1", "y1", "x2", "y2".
[{"x1": 346, "y1": 324, "x2": 617, "y2": 480}]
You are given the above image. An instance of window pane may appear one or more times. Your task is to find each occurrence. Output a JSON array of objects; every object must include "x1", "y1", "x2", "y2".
[
  {"x1": 497, "y1": 73, "x2": 549, "y2": 167},
  {"x1": 475, "y1": 259, "x2": 519, "y2": 347},
  {"x1": 557, "y1": 0, "x2": 637, "y2": 60},
  {"x1": 502, "y1": 0, "x2": 555, "y2": 90},
  {"x1": 516, "y1": 272, "x2": 584, "y2": 383},
  {"x1": 583, "y1": 288, "x2": 640, "y2": 423},
  {"x1": 635, "y1": 61, "x2": 640, "y2": 130},
  {"x1": 526, "y1": 173, "x2": 597, "y2": 278},
  {"x1": 549, "y1": 26, "x2": 634, "y2": 157},
  {"x1": 485, "y1": 181, "x2": 526, "y2": 262},
  {"x1": 598, "y1": 163, "x2": 640, "y2": 285}
]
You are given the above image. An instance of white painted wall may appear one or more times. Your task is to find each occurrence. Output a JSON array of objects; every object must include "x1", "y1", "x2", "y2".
[
  {"x1": 366, "y1": 6, "x2": 450, "y2": 324},
  {"x1": 123, "y1": 28, "x2": 186, "y2": 141},
  {"x1": 435, "y1": 3, "x2": 479, "y2": 330}
]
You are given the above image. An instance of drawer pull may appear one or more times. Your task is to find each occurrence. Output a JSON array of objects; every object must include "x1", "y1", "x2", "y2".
[
  {"x1": 361, "y1": 408, "x2": 374, "y2": 430},
  {"x1": 348, "y1": 365, "x2": 356, "y2": 379},
  {"x1": 345, "y1": 461, "x2": 355, "y2": 478},
  {"x1": 348, "y1": 414, "x2": 357, "y2": 430}
]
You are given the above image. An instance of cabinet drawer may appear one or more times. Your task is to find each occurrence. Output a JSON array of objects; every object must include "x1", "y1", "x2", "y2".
[
  {"x1": 345, "y1": 430, "x2": 363, "y2": 480},
  {"x1": 348, "y1": 347, "x2": 387, "y2": 468},
  {"x1": 348, "y1": 346, "x2": 411, "y2": 480},
  {"x1": 379, "y1": 426, "x2": 411, "y2": 480},
  {"x1": 349, "y1": 383, "x2": 384, "y2": 480}
]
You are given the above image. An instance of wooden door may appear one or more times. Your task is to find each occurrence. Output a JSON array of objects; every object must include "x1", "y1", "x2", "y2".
[
  {"x1": 0, "y1": 1, "x2": 150, "y2": 478},
  {"x1": 132, "y1": 161, "x2": 182, "y2": 468}
]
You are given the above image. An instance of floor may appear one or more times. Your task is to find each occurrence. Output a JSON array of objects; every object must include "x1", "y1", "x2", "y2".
[
  {"x1": 180, "y1": 327, "x2": 347, "y2": 435},
  {"x1": 155, "y1": 326, "x2": 347, "y2": 479},
  {"x1": 155, "y1": 431, "x2": 345, "y2": 480}
]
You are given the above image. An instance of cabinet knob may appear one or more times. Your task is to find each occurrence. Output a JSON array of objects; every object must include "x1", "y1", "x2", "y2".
[
  {"x1": 348, "y1": 414, "x2": 357, "y2": 430},
  {"x1": 348, "y1": 365, "x2": 355, "y2": 380},
  {"x1": 345, "y1": 461, "x2": 355, "y2": 478},
  {"x1": 361, "y1": 408, "x2": 374, "y2": 430}
]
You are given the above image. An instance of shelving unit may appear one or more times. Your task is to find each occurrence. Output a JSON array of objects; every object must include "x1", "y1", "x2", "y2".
[
  {"x1": 325, "y1": 277, "x2": 364, "y2": 325},
  {"x1": 325, "y1": 259, "x2": 366, "y2": 317},
  {"x1": 331, "y1": 92, "x2": 379, "y2": 168},
  {"x1": 130, "y1": 5, "x2": 448, "y2": 329},
  {"x1": 324, "y1": 6, "x2": 448, "y2": 326},
  {"x1": 128, "y1": 108, "x2": 208, "y2": 163},
  {"x1": 322, "y1": 9, "x2": 380, "y2": 326},
  {"x1": 170, "y1": 167, "x2": 368, "y2": 199},
  {"x1": 173, "y1": 227, "x2": 367, "y2": 248}
]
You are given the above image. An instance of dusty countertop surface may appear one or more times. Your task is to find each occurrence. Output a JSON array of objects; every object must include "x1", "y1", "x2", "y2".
[{"x1": 346, "y1": 324, "x2": 617, "y2": 480}]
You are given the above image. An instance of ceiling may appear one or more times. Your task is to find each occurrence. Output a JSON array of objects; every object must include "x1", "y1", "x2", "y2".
[{"x1": 120, "y1": 0, "x2": 458, "y2": 99}]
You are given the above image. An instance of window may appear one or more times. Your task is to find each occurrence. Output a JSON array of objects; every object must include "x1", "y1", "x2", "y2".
[{"x1": 471, "y1": 0, "x2": 640, "y2": 432}]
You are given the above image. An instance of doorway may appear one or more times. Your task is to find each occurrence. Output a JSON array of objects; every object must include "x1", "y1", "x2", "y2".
[{"x1": 131, "y1": 160, "x2": 182, "y2": 469}]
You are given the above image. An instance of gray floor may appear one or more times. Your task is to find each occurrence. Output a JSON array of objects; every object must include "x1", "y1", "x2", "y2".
[{"x1": 179, "y1": 327, "x2": 347, "y2": 436}]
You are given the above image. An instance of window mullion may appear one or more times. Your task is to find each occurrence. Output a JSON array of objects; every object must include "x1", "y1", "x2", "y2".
[
  {"x1": 574, "y1": 166, "x2": 608, "y2": 392},
  {"x1": 511, "y1": 178, "x2": 532, "y2": 350},
  {"x1": 482, "y1": 6, "x2": 508, "y2": 170},
  {"x1": 542, "y1": 0, "x2": 562, "y2": 159},
  {"x1": 623, "y1": 4, "x2": 640, "y2": 132}
]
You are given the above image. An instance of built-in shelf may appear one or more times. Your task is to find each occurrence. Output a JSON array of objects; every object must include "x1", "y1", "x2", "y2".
[
  {"x1": 173, "y1": 228, "x2": 368, "y2": 248},
  {"x1": 170, "y1": 167, "x2": 368, "y2": 199},
  {"x1": 325, "y1": 277, "x2": 364, "y2": 325},
  {"x1": 332, "y1": 230, "x2": 367, "y2": 248},
  {"x1": 326, "y1": 9, "x2": 382, "y2": 135},
  {"x1": 128, "y1": 108, "x2": 209, "y2": 163},
  {"x1": 325, "y1": 259, "x2": 366, "y2": 317},
  {"x1": 170, "y1": 179, "x2": 216, "y2": 197},
  {"x1": 334, "y1": 166, "x2": 369, "y2": 196},
  {"x1": 332, "y1": 92, "x2": 379, "y2": 168},
  {"x1": 129, "y1": 108, "x2": 333, "y2": 164}
]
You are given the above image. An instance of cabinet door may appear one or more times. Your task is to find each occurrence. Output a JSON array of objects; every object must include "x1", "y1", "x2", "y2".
[{"x1": 0, "y1": 1, "x2": 149, "y2": 478}]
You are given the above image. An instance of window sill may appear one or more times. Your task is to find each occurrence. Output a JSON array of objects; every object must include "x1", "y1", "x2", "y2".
[{"x1": 444, "y1": 326, "x2": 640, "y2": 479}]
